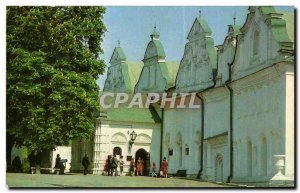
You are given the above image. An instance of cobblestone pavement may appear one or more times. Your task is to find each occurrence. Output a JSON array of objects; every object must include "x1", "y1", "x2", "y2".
[{"x1": 6, "y1": 173, "x2": 231, "y2": 188}]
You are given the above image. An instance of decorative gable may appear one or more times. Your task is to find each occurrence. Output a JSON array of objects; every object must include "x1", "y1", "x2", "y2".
[
  {"x1": 135, "y1": 30, "x2": 179, "y2": 93},
  {"x1": 104, "y1": 46, "x2": 132, "y2": 93},
  {"x1": 232, "y1": 6, "x2": 294, "y2": 81},
  {"x1": 176, "y1": 17, "x2": 217, "y2": 93},
  {"x1": 109, "y1": 47, "x2": 126, "y2": 65},
  {"x1": 215, "y1": 25, "x2": 241, "y2": 86}
]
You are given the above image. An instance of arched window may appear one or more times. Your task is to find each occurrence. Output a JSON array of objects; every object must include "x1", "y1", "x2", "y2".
[
  {"x1": 113, "y1": 147, "x2": 122, "y2": 156},
  {"x1": 253, "y1": 30, "x2": 259, "y2": 56}
]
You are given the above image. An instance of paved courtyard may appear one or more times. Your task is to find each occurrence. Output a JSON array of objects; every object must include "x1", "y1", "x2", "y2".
[{"x1": 7, "y1": 173, "x2": 231, "y2": 188}]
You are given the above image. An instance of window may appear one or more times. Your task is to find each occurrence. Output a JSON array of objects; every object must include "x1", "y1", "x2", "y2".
[{"x1": 113, "y1": 147, "x2": 122, "y2": 156}]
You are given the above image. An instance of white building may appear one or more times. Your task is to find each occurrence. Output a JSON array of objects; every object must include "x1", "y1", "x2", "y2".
[{"x1": 72, "y1": 6, "x2": 294, "y2": 185}]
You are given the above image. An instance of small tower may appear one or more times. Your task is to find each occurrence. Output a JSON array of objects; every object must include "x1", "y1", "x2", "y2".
[{"x1": 150, "y1": 24, "x2": 160, "y2": 40}]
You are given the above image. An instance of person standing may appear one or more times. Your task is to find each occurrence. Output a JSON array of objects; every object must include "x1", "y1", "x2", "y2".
[
  {"x1": 82, "y1": 154, "x2": 90, "y2": 175},
  {"x1": 110, "y1": 154, "x2": 118, "y2": 176},
  {"x1": 129, "y1": 158, "x2": 135, "y2": 176},
  {"x1": 119, "y1": 156, "x2": 124, "y2": 176},
  {"x1": 136, "y1": 157, "x2": 144, "y2": 176},
  {"x1": 161, "y1": 157, "x2": 168, "y2": 178},
  {"x1": 54, "y1": 154, "x2": 61, "y2": 174},
  {"x1": 151, "y1": 162, "x2": 157, "y2": 177},
  {"x1": 104, "y1": 155, "x2": 111, "y2": 176}
]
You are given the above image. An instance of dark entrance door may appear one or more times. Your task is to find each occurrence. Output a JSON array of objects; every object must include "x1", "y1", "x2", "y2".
[{"x1": 135, "y1": 149, "x2": 150, "y2": 176}]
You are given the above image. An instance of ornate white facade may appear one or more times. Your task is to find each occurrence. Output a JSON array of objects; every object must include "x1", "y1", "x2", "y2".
[{"x1": 72, "y1": 6, "x2": 294, "y2": 186}]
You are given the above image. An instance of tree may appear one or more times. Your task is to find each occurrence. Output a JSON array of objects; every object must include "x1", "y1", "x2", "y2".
[{"x1": 6, "y1": 6, "x2": 107, "y2": 157}]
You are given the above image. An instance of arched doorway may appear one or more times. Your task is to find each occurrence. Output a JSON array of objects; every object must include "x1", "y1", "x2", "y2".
[
  {"x1": 135, "y1": 148, "x2": 150, "y2": 176},
  {"x1": 215, "y1": 154, "x2": 223, "y2": 182}
]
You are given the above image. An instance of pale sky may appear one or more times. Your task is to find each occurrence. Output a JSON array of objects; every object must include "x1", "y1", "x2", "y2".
[{"x1": 97, "y1": 6, "x2": 294, "y2": 89}]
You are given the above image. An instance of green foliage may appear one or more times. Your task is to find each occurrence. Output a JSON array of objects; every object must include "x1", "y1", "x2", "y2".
[
  {"x1": 21, "y1": 147, "x2": 30, "y2": 173},
  {"x1": 7, "y1": 6, "x2": 106, "y2": 152}
]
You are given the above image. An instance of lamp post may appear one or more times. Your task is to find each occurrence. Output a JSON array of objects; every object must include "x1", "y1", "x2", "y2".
[
  {"x1": 129, "y1": 130, "x2": 137, "y2": 145},
  {"x1": 128, "y1": 131, "x2": 137, "y2": 153}
]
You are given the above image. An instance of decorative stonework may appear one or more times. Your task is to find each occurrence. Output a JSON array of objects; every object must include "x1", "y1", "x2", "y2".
[
  {"x1": 135, "y1": 133, "x2": 152, "y2": 144},
  {"x1": 176, "y1": 17, "x2": 215, "y2": 93},
  {"x1": 111, "y1": 132, "x2": 127, "y2": 144}
]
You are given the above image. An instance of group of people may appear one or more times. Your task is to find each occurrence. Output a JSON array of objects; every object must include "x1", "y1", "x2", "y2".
[
  {"x1": 54, "y1": 153, "x2": 90, "y2": 175},
  {"x1": 104, "y1": 154, "x2": 124, "y2": 176},
  {"x1": 54, "y1": 154, "x2": 69, "y2": 175},
  {"x1": 104, "y1": 155, "x2": 168, "y2": 178},
  {"x1": 151, "y1": 157, "x2": 168, "y2": 178}
]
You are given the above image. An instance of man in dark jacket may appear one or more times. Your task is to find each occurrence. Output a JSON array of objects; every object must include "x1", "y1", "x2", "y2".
[
  {"x1": 82, "y1": 154, "x2": 90, "y2": 175},
  {"x1": 110, "y1": 154, "x2": 118, "y2": 176},
  {"x1": 54, "y1": 154, "x2": 61, "y2": 174}
]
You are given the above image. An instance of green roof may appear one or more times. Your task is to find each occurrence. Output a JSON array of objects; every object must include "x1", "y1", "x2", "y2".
[
  {"x1": 105, "y1": 46, "x2": 144, "y2": 93},
  {"x1": 118, "y1": 62, "x2": 143, "y2": 93},
  {"x1": 279, "y1": 11, "x2": 294, "y2": 42},
  {"x1": 242, "y1": 7, "x2": 294, "y2": 55},
  {"x1": 127, "y1": 61, "x2": 144, "y2": 92},
  {"x1": 259, "y1": 6, "x2": 276, "y2": 14},
  {"x1": 231, "y1": 25, "x2": 242, "y2": 37},
  {"x1": 109, "y1": 47, "x2": 126, "y2": 63},
  {"x1": 153, "y1": 40, "x2": 166, "y2": 58},
  {"x1": 103, "y1": 105, "x2": 161, "y2": 124},
  {"x1": 144, "y1": 40, "x2": 166, "y2": 59},
  {"x1": 187, "y1": 17, "x2": 212, "y2": 39},
  {"x1": 196, "y1": 17, "x2": 212, "y2": 33},
  {"x1": 160, "y1": 61, "x2": 180, "y2": 89},
  {"x1": 206, "y1": 38, "x2": 217, "y2": 72}
]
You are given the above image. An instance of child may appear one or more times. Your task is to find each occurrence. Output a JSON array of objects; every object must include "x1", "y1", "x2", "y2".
[
  {"x1": 152, "y1": 162, "x2": 157, "y2": 177},
  {"x1": 129, "y1": 158, "x2": 135, "y2": 176}
]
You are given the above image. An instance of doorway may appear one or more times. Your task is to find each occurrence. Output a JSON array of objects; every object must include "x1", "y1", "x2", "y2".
[{"x1": 135, "y1": 148, "x2": 150, "y2": 176}]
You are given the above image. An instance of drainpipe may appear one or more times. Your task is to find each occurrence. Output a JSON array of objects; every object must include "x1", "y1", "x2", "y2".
[
  {"x1": 225, "y1": 37, "x2": 239, "y2": 183},
  {"x1": 159, "y1": 108, "x2": 164, "y2": 175}
]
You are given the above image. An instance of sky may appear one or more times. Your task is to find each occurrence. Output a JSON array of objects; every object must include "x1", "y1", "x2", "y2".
[{"x1": 96, "y1": 6, "x2": 294, "y2": 88}]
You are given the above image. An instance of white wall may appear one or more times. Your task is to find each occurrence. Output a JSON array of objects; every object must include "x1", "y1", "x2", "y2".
[
  {"x1": 201, "y1": 87, "x2": 230, "y2": 182},
  {"x1": 163, "y1": 107, "x2": 202, "y2": 176},
  {"x1": 51, "y1": 146, "x2": 72, "y2": 172},
  {"x1": 91, "y1": 120, "x2": 161, "y2": 175},
  {"x1": 232, "y1": 65, "x2": 286, "y2": 182}
]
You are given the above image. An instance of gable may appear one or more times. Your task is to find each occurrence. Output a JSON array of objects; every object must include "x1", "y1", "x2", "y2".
[
  {"x1": 187, "y1": 17, "x2": 212, "y2": 40},
  {"x1": 216, "y1": 25, "x2": 241, "y2": 86},
  {"x1": 105, "y1": 47, "x2": 143, "y2": 93},
  {"x1": 176, "y1": 17, "x2": 216, "y2": 93},
  {"x1": 109, "y1": 47, "x2": 126, "y2": 64},
  {"x1": 232, "y1": 6, "x2": 294, "y2": 81},
  {"x1": 103, "y1": 64, "x2": 127, "y2": 92},
  {"x1": 144, "y1": 40, "x2": 166, "y2": 60}
]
